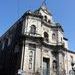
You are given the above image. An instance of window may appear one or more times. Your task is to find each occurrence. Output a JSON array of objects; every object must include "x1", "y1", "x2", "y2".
[
  {"x1": 29, "y1": 50, "x2": 33, "y2": 69},
  {"x1": 2, "y1": 41, "x2": 5, "y2": 50},
  {"x1": 4, "y1": 38, "x2": 8, "y2": 48},
  {"x1": 41, "y1": 16, "x2": 43, "y2": 19},
  {"x1": 44, "y1": 16, "x2": 47, "y2": 22},
  {"x1": 44, "y1": 32, "x2": 49, "y2": 42},
  {"x1": 29, "y1": 44, "x2": 36, "y2": 69},
  {"x1": 14, "y1": 45, "x2": 19, "y2": 53},
  {"x1": 8, "y1": 35, "x2": 12, "y2": 46},
  {"x1": 0, "y1": 41, "x2": 2, "y2": 49},
  {"x1": 8, "y1": 38, "x2": 11, "y2": 46},
  {"x1": 62, "y1": 43, "x2": 65, "y2": 47},
  {"x1": 53, "y1": 60, "x2": 57, "y2": 71},
  {"x1": 29, "y1": 44, "x2": 36, "y2": 51},
  {"x1": 43, "y1": 58, "x2": 50, "y2": 75},
  {"x1": 29, "y1": 57, "x2": 32, "y2": 69},
  {"x1": 30, "y1": 25, "x2": 36, "y2": 34},
  {"x1": 70, "y1": 55, "x2": 73, "y2": 63},
  {"x1": 61, "y1": 37, "x2": 62, "y2": 42},
  {"x1": 29, "y1": 51, "x2": 33, "y2": 57},
  {"x1": 52, "y1": 33, "x2": 56, "y2": 40},
  {"x1": 48, "y1": 20, "x2": 51, "y2": 23}
]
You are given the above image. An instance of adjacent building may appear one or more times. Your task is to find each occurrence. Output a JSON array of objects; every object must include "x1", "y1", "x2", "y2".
[{"x1": 0, "y1": 4, "x2": 75, "y2": 75}]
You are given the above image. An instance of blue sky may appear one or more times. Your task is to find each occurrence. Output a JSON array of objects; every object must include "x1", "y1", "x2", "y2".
[{"x1": 0, "y1": 0, "x2": 75, "y2": 51}]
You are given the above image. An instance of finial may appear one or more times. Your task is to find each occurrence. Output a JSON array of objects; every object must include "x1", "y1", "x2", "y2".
[
  {"x1": 41, "y1": 0, "x2": 48, "y2": 10},
  {"x1": 42, "y1": 0, "x2": 46, "y2": 6}
]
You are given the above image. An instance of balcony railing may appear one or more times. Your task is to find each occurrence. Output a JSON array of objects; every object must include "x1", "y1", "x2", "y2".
[
  {"x1": 24, "y1": 32, "x2": 41, "y2": 37},
  {"x1": 43, "y1": 40, "x2": 63, "y2": 46}
]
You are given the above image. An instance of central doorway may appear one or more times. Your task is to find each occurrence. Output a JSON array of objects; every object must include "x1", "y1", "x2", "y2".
[{"x1": 43, "y1": 58, "x2": 50, "y2": 75}]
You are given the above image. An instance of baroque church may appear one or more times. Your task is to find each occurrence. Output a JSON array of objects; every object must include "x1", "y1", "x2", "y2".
[{"x1": 0, "y1": 2, "x2": 75, "y2": 75}]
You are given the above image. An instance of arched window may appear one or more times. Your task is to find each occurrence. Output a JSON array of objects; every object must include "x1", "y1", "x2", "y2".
[
  {"x1": 53, "y1": 60, "x2": 57, "y2": 71},
  {"x1": 48, "y1": 20, "x2": 51, "y2": 23},
  {"x1": 30, "y1": 25, "x2": 36, "y2": 34},
  {"x1": 14, "y1": 44, "x2": 19, "y2": 53},
  {"x1": 8, "y1": 38, "x2": 11, "y2": 46},
  {"x1": 41, "y1": 16, "x2": 43, "y2": 19},
  {"x1": 29, "y1": 44, "x2": 36, "y2": 69},
  {"x1": 52, "y1": 33, "x2": 56, "y2": 40},
  {"x1": 4, "y1": 38, "x2": 8, "y2": 48},
  {"x1": 0, "y1": 41, "x2": 2, "y2": 49},
  {"x1": 70, "y1": 55, "x2": 73, "y2": 63},
  {"x1": 44, "y1": 16, "x2": 47, "y2": 22},
  {"x1": 61, "y1": 37, "x2": 62, "y2": 42},
  {"x1": 62, "y1": 43, "x2": 65, "y2": 47},
  {"x1": 44, "y1": 32, "x2": 49, "y2": 42},
  {"x1": 0, "y1": 41, "x2": 5, "y2": 50}
]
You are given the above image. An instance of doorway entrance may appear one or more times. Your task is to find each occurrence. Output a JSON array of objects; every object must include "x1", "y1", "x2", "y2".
[{"x1": 43, "y1": 58, "x2": 50, "y2": 75}]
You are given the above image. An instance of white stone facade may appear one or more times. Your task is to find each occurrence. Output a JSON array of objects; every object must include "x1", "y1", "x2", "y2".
[
  {"x1": 0, "y1": 4, "x2": 75, "y2": 75},
  {"x1": 19, "y1": 5, "x2": 75, "y2": 75}
]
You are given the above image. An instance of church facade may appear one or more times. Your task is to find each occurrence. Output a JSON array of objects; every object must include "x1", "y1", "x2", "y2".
[{"x1": 0, "y1": 4, "x2": 75, "y2": 75}]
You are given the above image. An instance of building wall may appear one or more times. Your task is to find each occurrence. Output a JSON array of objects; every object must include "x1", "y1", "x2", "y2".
[
  {"x1": 64, "y1": 51, "x2": 75, "y2": 75},
  {"x1": 21, "y1": 8, "x2": 75, "y2": 75},
  {"x1": 0, "y1": 5, "x2": 75, "y2": 75}
]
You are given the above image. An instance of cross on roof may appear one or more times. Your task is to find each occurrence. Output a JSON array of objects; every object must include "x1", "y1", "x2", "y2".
[{"x1": 42, "y1": 0, "x2": 47, "y2": 6}]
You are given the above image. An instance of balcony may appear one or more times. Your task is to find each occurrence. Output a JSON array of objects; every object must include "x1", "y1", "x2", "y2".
[{"x1": 24, "y1": 32, "x2": 41, "y2": 38}]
